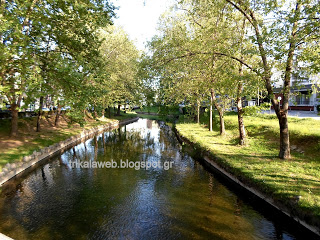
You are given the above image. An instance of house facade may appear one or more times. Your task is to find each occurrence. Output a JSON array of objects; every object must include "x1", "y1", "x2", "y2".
[{"x1": 272, "y1": 65, "x2": 320, "y2": 111}]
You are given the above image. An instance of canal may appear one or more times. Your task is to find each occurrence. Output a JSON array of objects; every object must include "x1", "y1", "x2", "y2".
[{"x1": 0, "y1": 119, "x2": 316, "y2": 239}]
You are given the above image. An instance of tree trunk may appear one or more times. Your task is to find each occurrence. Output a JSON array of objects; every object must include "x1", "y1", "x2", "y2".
[
  {"x1": 209, "y1": 89, "x2": 213, "y2": 132},
  {"x1": 101, "y1": 108, "x2": 105, "y2": 119},
  {"x1": 279, "y1": 114, "x2": 290, "y2": 159},
  {"x1": 37, "y1": 96, "x2": 44, "y2": 132},
  {"x1": 10, "y1": 103, "x2": 18, "y2": 137},
  {"x1": 210, "y1": 88, "x2": 225, "y2": 135},
  {"x1": 275, "y1": 3, "x2": 300, "y2": 159},
  {"x1": 55, "y1": 104, "x2": 61, "y2": 127},
  {"x1": 197, "y1": 99, "x2": 200, "y2": 124},
  {"x1": 237, "y1": 69, "x2": 246, "y2": 145},
  {"x1": 237, "y1": 93, "x2": 246, "y2": 145},
  {"x1": 117, "y1": 104, "x2": 121, "y2": 116},
  {"x1": 218, "y1": 110, "x2": 226, "y2": 135},
  {"x1": 108, "y1": 106, "x2": 111, "y2": 118}
]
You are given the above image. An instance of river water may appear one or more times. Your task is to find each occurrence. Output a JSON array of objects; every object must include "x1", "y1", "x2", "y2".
[{"x1": 0, "y1": 119, "x2": 316, "y2": 239}]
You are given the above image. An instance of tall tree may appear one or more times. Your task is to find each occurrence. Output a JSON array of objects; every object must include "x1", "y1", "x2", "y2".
[
  {"x1": 223, "y1": 0, "x2": 320, "y2": 158},
  {"x1": 98, "y1": 26, "x2": 141, "y2": 116},
  {"x1": 0, "y1": 0, "x2": 115, "y2": 136}
]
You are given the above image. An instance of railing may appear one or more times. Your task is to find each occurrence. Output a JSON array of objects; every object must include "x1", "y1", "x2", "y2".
[{"x1": 294, "y1": 100, "x2": 313, "y2": 105}]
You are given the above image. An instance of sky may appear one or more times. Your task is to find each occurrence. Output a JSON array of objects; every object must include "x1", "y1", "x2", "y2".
[{"x1": 112, "y1": 0, "x2": 174, "y2": 51}]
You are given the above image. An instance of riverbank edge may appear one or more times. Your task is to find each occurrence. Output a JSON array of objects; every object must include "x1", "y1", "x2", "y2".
[
  {"x1": 0, "y1": 116, "x2": 139, "y2": 186},
  {"x1": 173, "y1": 127, "x2": 320, "y2": 237},
  {"x1": 135, "y1": 111, "x2": 159, "y2": 115}
]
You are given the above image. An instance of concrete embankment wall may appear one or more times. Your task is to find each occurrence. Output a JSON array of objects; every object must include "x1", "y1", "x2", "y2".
[
  {"x1": 174, "y1": 127, "x2": 320, "y2": 237},
  {"x1": 0, "y1": 117, "x2": 139, "y2": 186}
]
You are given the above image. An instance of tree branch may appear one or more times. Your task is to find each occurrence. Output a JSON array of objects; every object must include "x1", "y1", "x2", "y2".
[
  {"x1": 163, "y1": 50, "x2": 259, "y2": 75},
  {"x1": 225, "y1": 0, "x2": 254, "y2": 26}
]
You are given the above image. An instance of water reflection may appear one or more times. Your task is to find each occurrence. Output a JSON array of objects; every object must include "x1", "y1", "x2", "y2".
[{"x1": 0, "y1": 119, "x2": 316, "y2": 239}]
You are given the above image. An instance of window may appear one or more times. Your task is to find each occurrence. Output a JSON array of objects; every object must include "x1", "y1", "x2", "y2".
[{"x1": 295, "y1": 91, "x2": 310, "y2": 105}]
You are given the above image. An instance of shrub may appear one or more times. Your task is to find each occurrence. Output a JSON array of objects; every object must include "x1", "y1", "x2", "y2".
[{"x1": 243, "y1": 102, "x2": 271, "y2": 116}]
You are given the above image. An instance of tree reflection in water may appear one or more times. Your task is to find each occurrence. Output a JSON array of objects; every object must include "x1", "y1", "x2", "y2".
[{"x1": 0, "y1": 119, "x2": 316, "y2": 240}]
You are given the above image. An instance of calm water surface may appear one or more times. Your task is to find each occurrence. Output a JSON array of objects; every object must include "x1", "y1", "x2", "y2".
[{"x1": 0, "y1": 119, "x2": 316, "y2": 239}]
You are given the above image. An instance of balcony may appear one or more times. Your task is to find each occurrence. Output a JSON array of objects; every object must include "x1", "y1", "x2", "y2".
[{"x1": 294, "y1": 100, "x2": 313, "y2": 106}]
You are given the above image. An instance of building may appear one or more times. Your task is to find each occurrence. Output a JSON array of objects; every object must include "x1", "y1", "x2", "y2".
[{"x1": 272, "y1": 61, "x2": 320, "y2": 111}]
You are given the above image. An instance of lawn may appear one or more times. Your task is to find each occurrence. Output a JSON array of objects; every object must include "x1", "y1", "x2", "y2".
[
  {"x1": 176, "y1": 112, "x2": 320, "y2": 223},
  {"x1": 136, "y1": 106, "x2": 160, "y2": 113},
  {"x1": 135, "y1": 105, "x2": 182, "y2": 122},
  {"x1": 0, "y1": 111, "x2": 137, "y2": 171},
  {"x1": 135, "y1": 105, "x2": 181, "y2": 115}
]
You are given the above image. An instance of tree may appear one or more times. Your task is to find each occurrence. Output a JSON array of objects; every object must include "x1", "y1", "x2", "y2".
[
  {"x1": 0, "y1": 0, "x2": 115, "y2": 136},
  {"x1": 98, "y1": 26, "x2": 141, "y2": 116},
  {"x1": 223, "y1": 0, "x2": 320, "y2": 158},
  {"x1": 137, "y1": 54, "x2": 159, "y2": 108},
  {"x1": 147, "y1": 13, "x2": 210, "y2": 123},
  {"x1": 149, "y1": 1, "x2": 261, "y2": 139}
]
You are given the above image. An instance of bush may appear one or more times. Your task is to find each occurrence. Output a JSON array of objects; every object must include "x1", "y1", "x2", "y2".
[
  {"x1": 243, "y1": 102, "x2": 271, "y2": 116},
  {"x1": 66, "y1": 109, "x2": 86, "y2": 127},
  {"x1": 317, "y1": 105, "x2": 320, "y2": 112}
]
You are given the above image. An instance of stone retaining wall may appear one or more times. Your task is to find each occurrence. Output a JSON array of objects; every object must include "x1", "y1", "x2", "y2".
[{"x1": 0, "y1": 117, "x2": 139, "y2": 186}]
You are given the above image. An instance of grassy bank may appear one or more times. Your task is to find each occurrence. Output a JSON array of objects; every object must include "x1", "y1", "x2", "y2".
[
  {"x1": 136, "y1": 114, "x2": 164, "y2": 121},
  {"x1": 135, "y1": 105, "x2": 181, "y2": 122},
  {"x1": 0, "y1": 111, "x2": 137, "y2": 171},
  {"x1": 135, "y1": 105, "x2": 180, "y2": 115},
  {"x1": 176, "y1": 112, "x2": 320, "y2": 224},
  {"x1": 136, "y1": 106, "x2": 159, "y2": 113}
]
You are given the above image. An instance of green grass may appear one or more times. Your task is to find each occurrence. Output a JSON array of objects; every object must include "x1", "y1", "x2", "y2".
[
  {"x1": 176, "y1": 112, "x2": 320, "y2": 222},
  {"x1": 135, "y1": 105, "x2": 182, "y2": 122},
  {"x1": 111, "y1": 111, "x2": 137, "y2": 121},
  {"x1": 137, "y1": 114, "x2": 164, "y2": 121},
  {"x1": 137, "y1": 112, "x2": 179, "y2": 122},
  {"x1": 0, "y1": 112, "x2": 137, "y2": 171},
  {"x1": 0, "y1": 131, "x2": 75, "y2": 168},
  {"x1": 135, "y1": 105, "x2": 181, "y2": 115},
  {"x1": 137, "y1": 106, "x2": 159, "y2": 113}
]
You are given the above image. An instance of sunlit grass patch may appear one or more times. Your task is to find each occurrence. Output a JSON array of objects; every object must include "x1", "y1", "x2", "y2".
[{"x1": 176, "y1": 112, "x2": 320, "y2": 220}]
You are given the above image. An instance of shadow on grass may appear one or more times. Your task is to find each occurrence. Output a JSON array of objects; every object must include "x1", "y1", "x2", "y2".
[
  {"x1": 0, "y1": 130, "x2": 73, "y2": 168},
  {"x1": 0, "y1": 113, "x2": 137, "y2": 170}
]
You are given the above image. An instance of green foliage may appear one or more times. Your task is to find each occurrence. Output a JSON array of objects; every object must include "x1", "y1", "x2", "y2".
[
  {"x1": 137, "y1": 54, "x2": 158, "y2": 107},
  {"x1": 98, "y1": 26, "x2": 141, "y2": 109},
  {"x1": 148, "y1": 0, "x2": 265, "y2": 136},
  {"x1": 66, "y1": 110, "x2": 86, "y2": 127},
  {"x1": 158, "y1": 105, "x2": 180, "y2": 117},
  {"x1": 243, "y1": 103, "x2": 271, "y2": 116},
  {"x1": 139, "y1": 106, "x2": 159, "y2": 113},
  {"x1": 0, "y1": 0, "x2": 118, "y2": 133}
]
